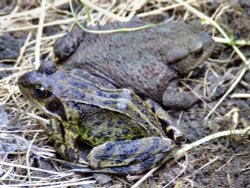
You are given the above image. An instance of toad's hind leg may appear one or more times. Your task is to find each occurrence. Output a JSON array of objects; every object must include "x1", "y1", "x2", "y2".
[
  {"x1": 87, "y1": 137, "x2": 175, "y2": 174},
  {"x1": 144, "y1": 99, "x2": 184, "y2": 143},
  {"x1": 54, "y1": 26, "x2": 87, "y2": 60}
]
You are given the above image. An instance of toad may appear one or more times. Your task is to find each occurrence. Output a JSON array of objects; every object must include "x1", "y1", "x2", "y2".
[{"x1": 54, "y1": 19, "x2": 214, "y2": 109}]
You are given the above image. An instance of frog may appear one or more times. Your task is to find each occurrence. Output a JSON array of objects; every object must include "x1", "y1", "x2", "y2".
[
  {"x1": 18, "y1": 61, "x2": 184, "y2": 175},
  {"x1": 53, "y1": 19, "x2": 214, "y2": 110}
]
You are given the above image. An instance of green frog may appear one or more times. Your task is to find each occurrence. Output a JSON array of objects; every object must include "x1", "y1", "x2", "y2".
[{"x1": 18, "y1": 62, "x2": 183, "y2": 174}]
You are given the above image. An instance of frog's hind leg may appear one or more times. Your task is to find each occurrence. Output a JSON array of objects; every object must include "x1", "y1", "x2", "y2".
[
  {"x1": 144, "y1": 99, "x2": 184, "y2": 143},
  {"x1": 87, "y1": 137, "x2": 175, "y2": 175},
  {"x1": 109, "y1": 151, "x2": 171, "y2": 175}
]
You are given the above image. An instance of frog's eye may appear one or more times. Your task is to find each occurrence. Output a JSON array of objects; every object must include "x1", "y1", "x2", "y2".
[{"x1": 33, "y1": 85, "x2": 51, "y2": 98}]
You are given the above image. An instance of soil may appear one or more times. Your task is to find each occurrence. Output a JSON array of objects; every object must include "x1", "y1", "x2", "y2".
[{"x1": 0, "y1": 1, "x2": 249, "y2": 188}]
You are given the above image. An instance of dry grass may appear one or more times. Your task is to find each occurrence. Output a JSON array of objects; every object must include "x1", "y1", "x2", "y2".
[{"x1": 0, "y1": 0, "x2": 249, "y2": 187}]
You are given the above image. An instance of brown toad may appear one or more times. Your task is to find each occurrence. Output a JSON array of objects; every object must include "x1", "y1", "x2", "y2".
[{"x1": 54, "y1": 19, "x2": 214, "y2": 109}]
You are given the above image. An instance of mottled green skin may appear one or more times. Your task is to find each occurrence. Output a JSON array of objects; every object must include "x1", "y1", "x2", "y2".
[{"x1": 18, "y1": 63, "x2": 182, "y2": 174}]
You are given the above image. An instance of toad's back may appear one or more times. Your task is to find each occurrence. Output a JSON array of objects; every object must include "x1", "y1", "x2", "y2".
[{"x1": 54, "y1": 20, "x2": 214, "y2": 102}]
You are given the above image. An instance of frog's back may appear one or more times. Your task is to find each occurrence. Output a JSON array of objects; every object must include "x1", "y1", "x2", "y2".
[
  {"x1": 76, "y1": 106, "x2": 152, "y2": 146},
  {"x1": 47, "y1": 69, "x2": 164, "y2": 146}
]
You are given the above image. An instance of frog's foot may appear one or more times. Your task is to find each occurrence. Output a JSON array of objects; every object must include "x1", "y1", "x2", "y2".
[
  {"x1": 48, "y1": 134, "x2": 79, "y2": 162},
  {"x1": 145, "y1": 99, "x2": 185, "y2": 143},
  {"x1": 87, "y1": 137, "x2": 175, "y2": 175}
]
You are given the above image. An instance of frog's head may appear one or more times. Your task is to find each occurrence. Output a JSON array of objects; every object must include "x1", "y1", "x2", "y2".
[
  {"x1": 18, "y1": 62, "x2": 69, "y2": 122},
  {"x1": 166, "y1": 21, "x2": 214, "y2": 75}
]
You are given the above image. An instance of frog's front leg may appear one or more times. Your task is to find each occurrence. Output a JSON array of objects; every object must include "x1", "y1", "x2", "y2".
[
  {"x1": 144, "y1": 99, "x2": 184, "y2": 143},
  {"x1": 87, "y1": 137, "x2": 175, "y2": 175},
  {"x1": 48, "y1": 120, "x2": 80, "y2": 162}
]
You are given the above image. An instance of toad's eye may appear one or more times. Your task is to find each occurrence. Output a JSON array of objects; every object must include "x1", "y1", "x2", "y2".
[
  {"x1": 33, "y1": 85, "x2": 51, "y2": 98},
  {"x1": 192, "y1": 47, "x2": 203, "y2": 57}
]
